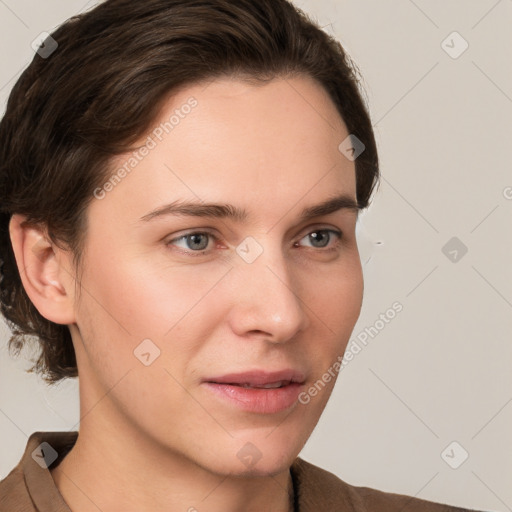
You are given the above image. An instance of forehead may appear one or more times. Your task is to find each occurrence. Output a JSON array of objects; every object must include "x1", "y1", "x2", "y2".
[{"x1": 90, "y1": 76, "x2": 356, "y2": 225}]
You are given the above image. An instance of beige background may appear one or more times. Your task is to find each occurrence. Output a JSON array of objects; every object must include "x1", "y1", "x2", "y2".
[{"x1": 1, "y1": 1, "x2": 511, "y2": 510}]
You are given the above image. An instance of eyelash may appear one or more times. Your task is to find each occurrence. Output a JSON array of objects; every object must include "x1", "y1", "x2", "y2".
[{"x1": 166, "y1": 228, "x2": 343, "y2": 257}]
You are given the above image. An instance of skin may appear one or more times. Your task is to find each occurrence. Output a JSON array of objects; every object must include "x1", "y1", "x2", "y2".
[{"x1": 10, "y1": 75, "x2": 364, "y2": 512}]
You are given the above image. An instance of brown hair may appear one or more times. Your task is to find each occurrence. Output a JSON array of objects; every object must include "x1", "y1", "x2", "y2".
[{"x1": 0, "y1": 0, "x2": 379, "y2": 383}]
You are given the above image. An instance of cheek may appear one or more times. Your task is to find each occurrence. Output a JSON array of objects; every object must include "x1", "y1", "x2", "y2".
[
  {"x1": 80, "y1": 249, "x2": 229, "y2": 339},
  {"x1": 298, "y1": 251, "x2": 363, "y2": 394},
  {"x1": 333, "y1": 262, "x2": 363, "y2": 331},
  {"x1": 73, "y1": 250, "x2": 232, "y2": 386},
  {"x1": 306, "y1": 252, "x2": 363, "y2": 337},
  {"x1": 299, "y1": 261, "x2": 363, "y2": 413}
]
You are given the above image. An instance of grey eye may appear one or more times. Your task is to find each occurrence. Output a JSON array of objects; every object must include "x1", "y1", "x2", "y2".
[
  {"x1": 184, "y1": 233, "x2": 210, "y2": 250},
  {"x1": 301, "y1": 230, "x2": 337, "y2": 248},
  {"x1": 170, "y1": 232, "x2": 212, "y2": 251}
]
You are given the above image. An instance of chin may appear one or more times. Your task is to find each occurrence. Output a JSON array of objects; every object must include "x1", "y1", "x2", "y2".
[
  {"x1": 205, "y1": 432, "x2": 304, "y2": 478},
  {"x1": 210, "y1": 454, "x2": 295, "y2": 479}
]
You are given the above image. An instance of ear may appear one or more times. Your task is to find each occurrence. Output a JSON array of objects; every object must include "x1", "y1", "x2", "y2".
[{"x1": 8, "y1": 214, "x2": 77, "y2": 325}]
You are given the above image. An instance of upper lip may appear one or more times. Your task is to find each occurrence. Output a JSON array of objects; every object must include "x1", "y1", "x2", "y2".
[{"x1": 203, "y1": 369, "x2": 306, "y2": 386}]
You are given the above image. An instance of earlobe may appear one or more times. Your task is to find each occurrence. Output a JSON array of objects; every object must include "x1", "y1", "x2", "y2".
[{"x1": 8, "y1": 214, "x2": 77, "y2": 325}]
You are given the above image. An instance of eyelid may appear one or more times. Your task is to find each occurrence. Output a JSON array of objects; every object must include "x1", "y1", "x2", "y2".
[
  {"x1": 296, "y1": 228, "x2": 342, "y2": 248},
  {"x1": 166, "y1": 230, "x2": 218, "y2": 254},
  {"x1": 167, "y1": 229, "x2": 217, "y2": 242},
  {"x1": 296, "y1": 222, "x2": 342, "y2": 238}
]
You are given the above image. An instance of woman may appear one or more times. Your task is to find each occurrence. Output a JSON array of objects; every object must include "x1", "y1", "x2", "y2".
[{"x1": 0, "y1": 1, "x2": 481, "y2": 510}]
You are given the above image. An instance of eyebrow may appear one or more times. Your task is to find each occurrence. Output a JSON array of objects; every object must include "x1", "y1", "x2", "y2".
[{"x1": 139, "y1": 193, "x2": 360, "y2": 223}]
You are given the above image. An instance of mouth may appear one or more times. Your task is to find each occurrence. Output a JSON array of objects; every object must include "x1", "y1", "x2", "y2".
[
  {"x1": 204, "y1": 369, "x2": 306, "y2": 388},
  {"x1": 223, "y1": 380, "x2": 293, "y2": 389},
  {"x1": 202, "y1": 370, "x2": 306, "y2": 414}
]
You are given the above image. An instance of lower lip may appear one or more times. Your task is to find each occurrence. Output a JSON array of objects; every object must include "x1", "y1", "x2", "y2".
[{"x1": 203, "y1": 382, "x2": 303, "y2": 414}]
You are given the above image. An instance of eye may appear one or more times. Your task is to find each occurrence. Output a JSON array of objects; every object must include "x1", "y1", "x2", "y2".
[
  {"x1": 168, "y1": 232, "x2": 214, "y2": 252},
  {"x1": 166, "y1": 228, "x2": 343, "y2": 256},
  {"x1": 297, "y1": 229, "x2": 342, "y2": 249}
]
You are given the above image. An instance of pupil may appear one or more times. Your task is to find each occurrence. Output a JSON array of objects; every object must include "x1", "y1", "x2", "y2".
[
  {"x1": 310, "y1": 231, "x2": 329, "y2": 248},
  {"x1": 188, "y1": 234, "x2": 208, "y2": 250}
]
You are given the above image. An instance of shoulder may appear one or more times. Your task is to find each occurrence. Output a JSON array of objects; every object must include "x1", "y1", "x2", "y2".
[
  {"x1": 291, "y1": 457, "x2": 482, "y2": 512},
  {"x1": 0, "y1": 431, "x2": 77, "y2": 512},
  {"x1": 0, "y1": 464, "x2": 33, "y2": 511}
]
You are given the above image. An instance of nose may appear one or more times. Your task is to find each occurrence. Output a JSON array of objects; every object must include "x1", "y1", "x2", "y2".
[{"x1": 226, "y1": 241, "x2": 311, "y2": 343}]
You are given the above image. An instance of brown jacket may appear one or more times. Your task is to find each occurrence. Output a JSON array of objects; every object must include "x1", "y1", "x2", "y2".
[{"x1": 0, "y1": 431, "x2": 481, "y2": 511}]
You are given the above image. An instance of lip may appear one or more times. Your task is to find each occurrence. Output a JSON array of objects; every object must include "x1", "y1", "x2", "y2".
[
  {"x1": 204, "y1": 369, "x2": 306, "y2": 387},
  {"x1": 202, "y1": 369, "x2": 306, "y2": 414}
]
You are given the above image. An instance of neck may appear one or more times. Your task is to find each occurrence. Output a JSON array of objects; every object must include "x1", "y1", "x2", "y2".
[{"x1": 51, "y1": 414, "x2": 294, "y2": 512}]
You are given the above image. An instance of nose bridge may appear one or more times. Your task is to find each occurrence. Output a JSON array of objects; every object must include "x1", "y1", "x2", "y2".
[{"x1": 228, "y1": 237, "x2": 310, "y2": 341}]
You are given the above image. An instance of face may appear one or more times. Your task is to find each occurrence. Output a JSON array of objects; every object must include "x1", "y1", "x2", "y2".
[{"x1": 69, "y1": 75, "x2": 363, "y2": 476}]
